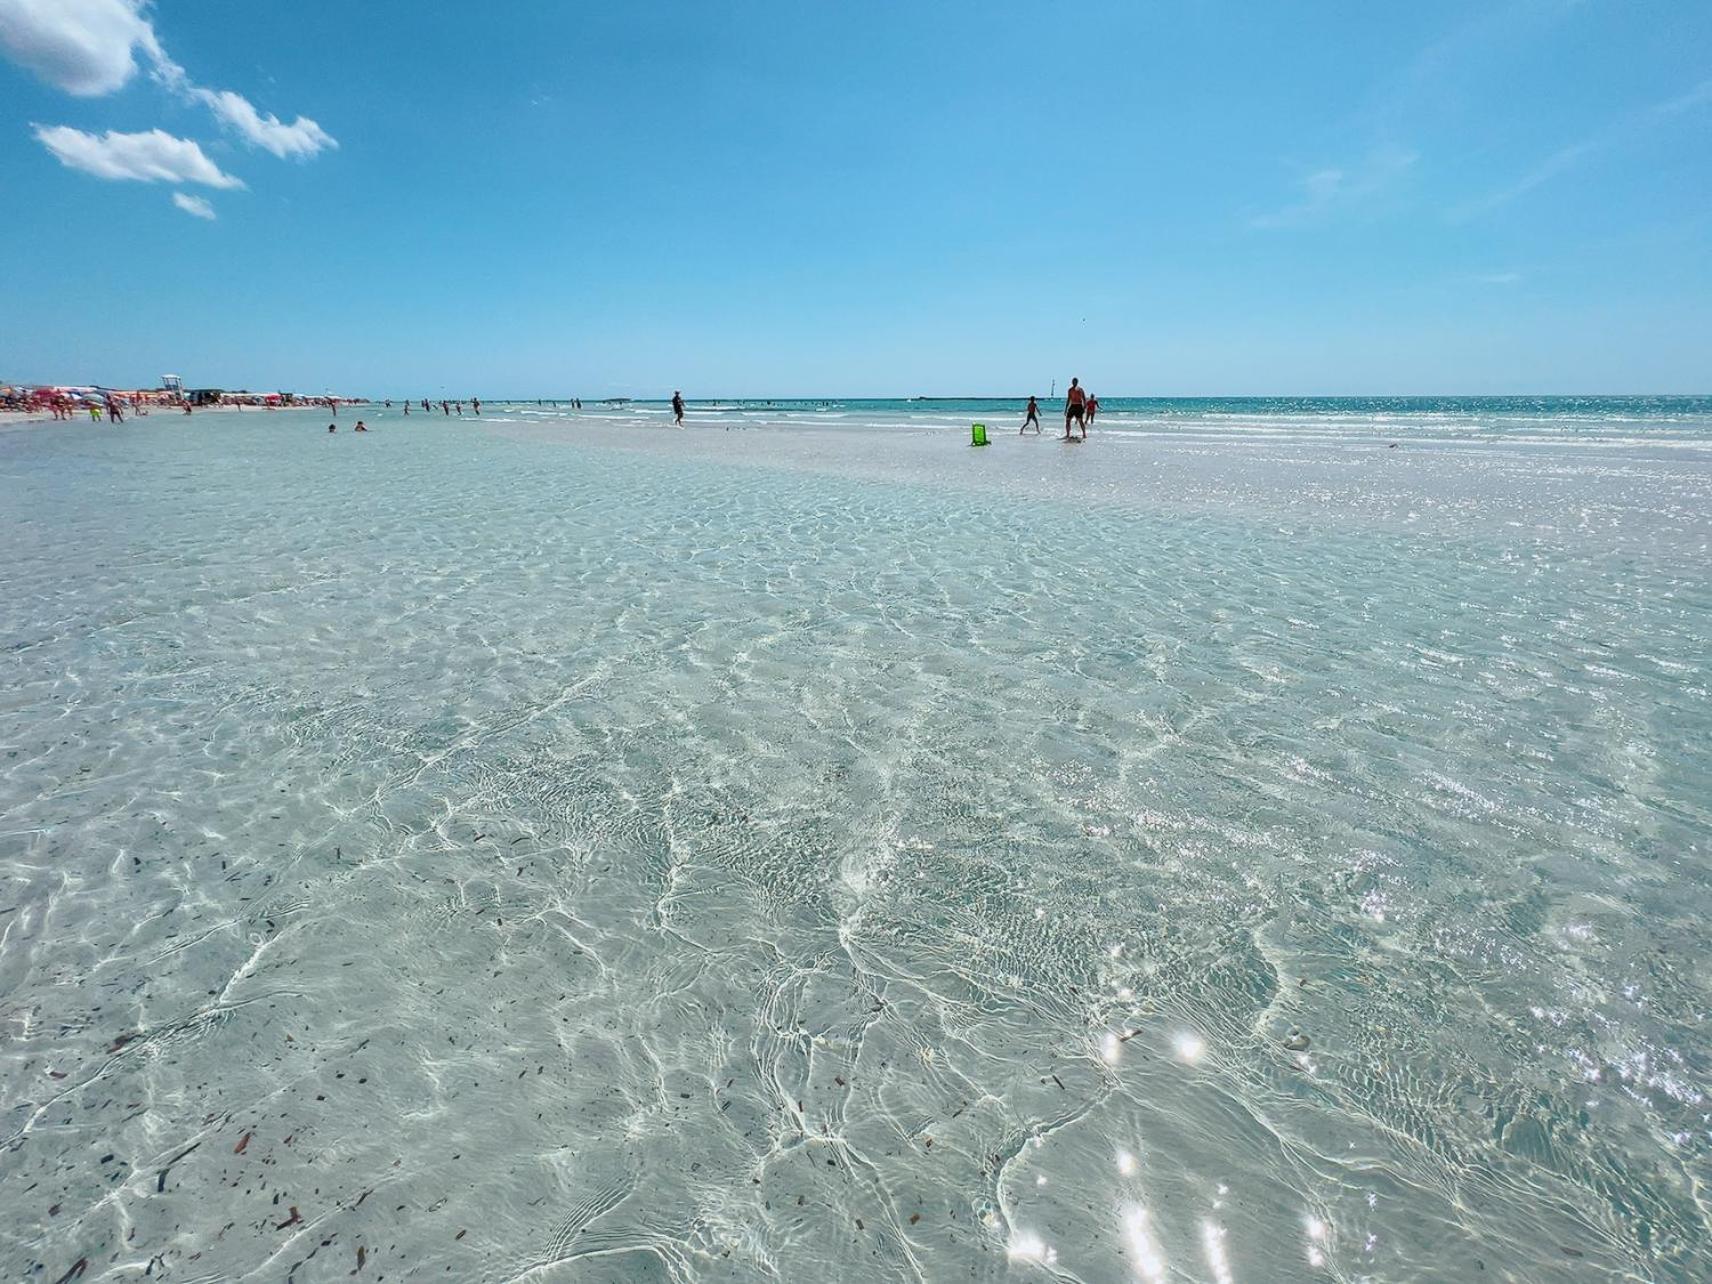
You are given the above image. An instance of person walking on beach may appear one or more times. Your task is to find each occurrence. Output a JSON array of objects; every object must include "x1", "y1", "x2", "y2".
[
  {"x1": 1022, "y1": 395, "x2": 1041, "y2": 434},
  {"x1": 672, "y1": 390, "x2": 685, "y2": 427},
  {"x1": 472, "y1": 397, "x2": 481, "y2": 414},
  {"x1": 1085, "y1": 392, "x2": 1099, "y2": 429},
  {"x1": 1063, "y1": 379, "x2": 1086, "y2": 440}
]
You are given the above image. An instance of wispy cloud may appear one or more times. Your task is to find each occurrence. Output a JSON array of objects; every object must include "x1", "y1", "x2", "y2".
[
  {"x1": 1373, "y1": 0, "x2": 1583, "y2": 132},
  {"x1": 1251, "y1": 145, "x2": 1418, "y2": 229},
  {"x1": 1453, "y1": 139, "x2": 1595, "y2": 220},
  {"x1": 0, "y1": 0, "x2": 335, "y2": 170},
  {"x1": 33, "y1": 123, "x2": 245, "y2": 187},
  {"x1": 1452, "y1": 78, "x2": 1712, "y2": 221},
  {"x1": 1651, "y1": 78, "x2": 1712, "y2": 119},
  {"x1": 172, "y1": 190, "x2": 215, "y2": 219},
  {"x1": 192, "y1": 87, "x2": 336, "y2": 159}
]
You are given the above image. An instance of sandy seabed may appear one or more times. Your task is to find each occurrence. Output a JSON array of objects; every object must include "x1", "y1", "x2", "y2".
[{"x1": 1, "y1": 404, "x2": 1708, "y2": 1282}]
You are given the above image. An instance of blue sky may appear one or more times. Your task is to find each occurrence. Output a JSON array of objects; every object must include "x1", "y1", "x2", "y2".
[{"x1": 1, "y1": 1, "x2": 1708, "y2": 396}]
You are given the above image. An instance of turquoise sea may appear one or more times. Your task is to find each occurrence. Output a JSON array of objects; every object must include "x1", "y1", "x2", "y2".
[{"x1": 1, "y1": 397, "x2": 1708, "y2": 1281}]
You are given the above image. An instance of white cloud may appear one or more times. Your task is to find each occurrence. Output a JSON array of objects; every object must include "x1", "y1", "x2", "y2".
[
  {"x1": 172, "y1": 190, "x2": 214, "y2": 219},
  {"x1": 0, "y1": 0, "x2": 336, "y2": 164},
  {"x1": 1251, "y1": 145, "x2": 1418, "y2": 229},
  {"x1": 33, "y1": 124, "x2": 244, "y2": 187},
  {"x1": 0, "y1": 0, "x2": 159, "y2": 96},
  {"x1": 194, "y1": 87, "x2": 335, "y2": 159}
]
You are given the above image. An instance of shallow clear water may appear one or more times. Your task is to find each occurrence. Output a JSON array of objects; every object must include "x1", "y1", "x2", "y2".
[{"x1": 1, "y1": 404, "x2": 1709, "y2": 1282}]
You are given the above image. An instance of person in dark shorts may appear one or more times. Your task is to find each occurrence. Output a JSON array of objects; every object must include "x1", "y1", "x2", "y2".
[
  {"x1": 672, "y1": 390, "x2": 685, "y2": 426},
  {"x1": 1063, "y1": 379, "x2": 1086, "y2": 440},
  {"x1": 1022, "y1": 395, "x2": 1040, "y2": 433}
]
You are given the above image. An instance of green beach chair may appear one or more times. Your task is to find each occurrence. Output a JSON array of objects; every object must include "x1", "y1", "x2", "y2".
[{"x1": 971, "y1": 422, "x2": 989, "y2": 447}]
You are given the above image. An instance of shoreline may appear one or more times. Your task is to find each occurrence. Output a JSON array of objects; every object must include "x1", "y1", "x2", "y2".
[{"x1": 0, "y1": 403, "x2": 332, "y2": 429}]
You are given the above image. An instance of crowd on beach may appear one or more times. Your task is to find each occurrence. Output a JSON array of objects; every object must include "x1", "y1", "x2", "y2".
[
  {"x1": 4, "y1": 386, "x2": 166, "y2": 422},
  {"x1": 11, "y1": 380, "x2": 1111, "y2": 442},
  {"x1": 1, "y1": 384, "x2": 369, "y2": 424}
]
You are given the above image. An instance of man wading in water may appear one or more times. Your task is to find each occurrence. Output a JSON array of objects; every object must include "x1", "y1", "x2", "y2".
[
  {"x1": 1062, "y1": 378, "x2": 1086, "y2": 440},
  {"x1": 672, "y1": 390, "x2": 685, "y2": 427}
]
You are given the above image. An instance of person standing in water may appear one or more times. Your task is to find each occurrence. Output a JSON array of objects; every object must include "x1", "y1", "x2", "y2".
[
  {"x1": 1021, "y1": 395, "x2": 1040, "y2": 434},
  {"x1": 672, "y1": 390, "x2": 685, "y2": 427},
  {"x1": 1062, "y1": 379, "x2": 1086, "y2": 440},
  {"x1": 1084, "y1": 391, "x2": 1099, "y2": 430}
]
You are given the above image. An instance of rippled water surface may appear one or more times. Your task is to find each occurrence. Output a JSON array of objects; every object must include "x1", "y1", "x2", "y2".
[{"x1": 2, "y1": 404, "x2": 1709, "y2": 1282}]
